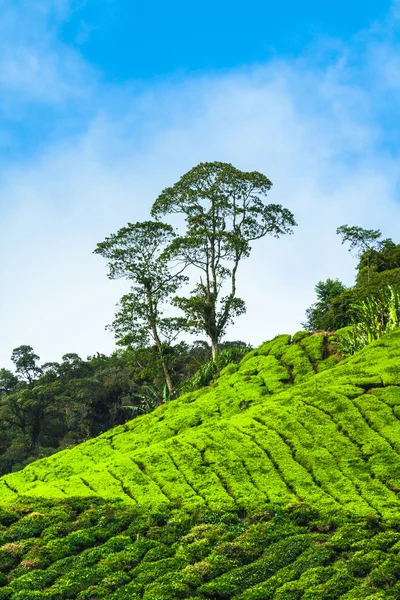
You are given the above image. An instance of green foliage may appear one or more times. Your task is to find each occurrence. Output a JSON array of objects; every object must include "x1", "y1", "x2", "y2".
[
  {"x1": 0, "y1": 499, "x2": 400, "y2": 599},
  {"x1": 181, "y1": 344, "x2": 252, "y2": 391},
  {"x1": 10, "y1": 346, "x2": 42, "y2": 386},
  {"x1": 303, "y1": 227, "x2": 400, "y2": 333},
  {"x1": 356, "y1": 239, "x2": 400, "y2": 284},
  {"x1": 2, "y1": 331, "x2": 400, "y2": 596},
  {"x1": 5, "y1": 331, "x2": 400, "y2": 519},
  {"x1": 151, "y1": 161, "x2": 297, "y2": 356},
  {"x1": 304, "y1": 268, "x2": 400, "y2": 334},
  {"x1": 1, "y1": 339, "x2": 238, "y2": 476},
  {"x1": 302, "y1": 279, "x2": 347, "y2": 332},
  {"x1": 334, "y1": 285, "x2": 400, "y2": 356},
  {"x1": 336, "y1": 224, "x2": 382, "y2": 256},
  {"x1": 94, "y1": 221, "x2": 189, "y2": 393}
]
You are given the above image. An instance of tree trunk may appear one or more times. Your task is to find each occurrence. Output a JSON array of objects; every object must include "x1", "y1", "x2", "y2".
[
  {"x1": 211, "y1": 339, "x2": 219, "y2": 360},
  {"x1": 160, "y1": 359, "x2": 174, "y2": 396},
  {"x1": 30, "y1": 412, "x2": 42, "y2": 451},
  {"x1": 151, "y1": 324, "x2": 174, "y2": 395},
  {"x1": 367, "y1": 253, "x2": 370, "y2": 283}
]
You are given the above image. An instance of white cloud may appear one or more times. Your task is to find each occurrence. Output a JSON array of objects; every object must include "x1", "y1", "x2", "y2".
[
  {"x1": 1, "y1": 10, "x2": 400, "y2": 368},
  {"x1": 0, "y1": 0, "x2": 95, "y2": 107}
]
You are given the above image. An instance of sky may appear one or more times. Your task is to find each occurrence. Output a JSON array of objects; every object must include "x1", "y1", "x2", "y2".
[{"x1": 1, "y1": 0, "x2": 400, "y2": 368}]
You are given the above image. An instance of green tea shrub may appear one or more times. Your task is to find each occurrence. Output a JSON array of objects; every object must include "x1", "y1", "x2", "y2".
[
  {"x1": 273, "y1": 581, "x2": 304, "y2": 599},
  {"x1": 297, "y1": 565, "x2": 337, "y2": 587},
  {"x1": 369, "y1": 554, "x2": 400, "y2": 587},
  {"x1": 142, "y1": 543, "x2": 173, "y2": 562},
  {"x1": 292, "y1": 331, "x2": 311, "y2": 344},
  {"x1": 302, "y1": 571, "x2": 356, "y2": 599},
  {"x1": 8, "y1": 570, "x2": 56, "y2": 592},
  {"x1": 103, "y1": 535, "x2": 132, "y2": 552},
  {"x1": 286, "y1": 503, "x2": 319, "y2": 526},
  {"x1": 199, "y1": 534, "x2": 313, "y2": 596},
  {"x1": 0, "y1": 508, "x2": 20, "y2": 527},
  {"x1": 4, "y1": 333, "x2": 400, "y2": 597},
  {"x1": 346, "y1": 550, "x2": 385, "y2": 577},
  {"x1": 329, "y1": 524, "x2": 369, "y2": 551},
  {"x1": 2, "y1": 501, "x2": 400, "y2": 598},
  {"x1": 299, "y1": 334, "x2": 326, "y2": 363}
]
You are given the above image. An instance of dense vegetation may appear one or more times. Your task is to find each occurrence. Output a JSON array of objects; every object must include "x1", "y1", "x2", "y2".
[
  {"x1": 94, "y1": 161, "x2": 296, "y2": 396},
  {"x1": 1, "y1": 161, "x2": 296, "y2": 475},
  {"x1": 2, "y1": 330, "x2": 400, "y2": 597},
  {"x1": 0, "y1": 330, "x2": 343, "y2": 507},
  {"x1": 0, "y1": 341, "x2": 249, "y2": 476},
  {"x1": 2, "y1": 497, "x2": 400, "y2": 600},
  {"x1": 303, "y1": 228, "x2": 400, "y2": 333}
]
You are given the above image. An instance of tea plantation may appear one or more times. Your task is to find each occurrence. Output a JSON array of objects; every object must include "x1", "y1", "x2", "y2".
[{"x1": 2, "y1": 330, "x2": 400, "y2": 598}]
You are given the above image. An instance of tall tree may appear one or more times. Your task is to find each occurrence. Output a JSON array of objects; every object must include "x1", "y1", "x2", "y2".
[
  {"x1": 336, "y1": 225, "x2": 382, "y2": 282},
  {"x1": 151, "y1": 161, "x2": 297, "y2": 358},
  {"x1": 94, "y1": 221, "x2": 187, "y2": 394}
]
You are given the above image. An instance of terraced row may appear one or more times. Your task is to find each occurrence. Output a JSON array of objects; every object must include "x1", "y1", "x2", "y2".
[{"x1": 1, "y1": 498, "x2": 400, "y2": 599}]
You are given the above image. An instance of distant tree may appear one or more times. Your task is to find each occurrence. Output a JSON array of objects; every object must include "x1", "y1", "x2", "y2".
[
  {"x1": 58, "y1": 353, "x2": 92, "y2": 379},
  {"x1": 356, "y1": 238, "x2": 400, "y2": 284},
  {"x1": 24, "y1": 382, "x2": 57, "y2": 450},
  {"x1": 302, "y1": 278, "x2": 347, "y2": 331},
  {"x1": 151, "y1": 161, "x2": 297, "y2": 358},
  {"x1": 219, "y1": 339, "x2": 250, "y2": 350},
  {"x1": 94, "y1": 221, "x2": 187, "y2": 394},
  {"x1": 0, "y1": 388, "x2": 30, "y2": 442},
  {"x1": 337, "y1": 225, "x2": 382, "y2": 282},
  {"x1": 11, "y1": 345, "x2": 42, "y2": 386},
  {"x1": 0, "y1": 369, "x2": 19, "y2": 395}
]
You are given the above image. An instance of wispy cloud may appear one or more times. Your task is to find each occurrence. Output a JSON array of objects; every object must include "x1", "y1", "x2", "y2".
[
  {"x1": 0, "y1": 1, "x2": 95, "y2": 104},
  {"x1": 1, "y1": 4, "x2": 400, "y2": 367}
]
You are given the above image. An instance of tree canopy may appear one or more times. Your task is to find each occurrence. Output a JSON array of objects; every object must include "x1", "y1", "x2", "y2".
[
  {"x1": 336, "y1": 224, "x2": 382, "y2": 282},
  {"x1": 302, "y1": 278, "x2": 347, "y2": 331},
  {"x1": 151, "y1": 161, "x2": 297, "y2": 357},
  {"x1": 94, "y1": 221, "x2": 187, "y2": 393}
]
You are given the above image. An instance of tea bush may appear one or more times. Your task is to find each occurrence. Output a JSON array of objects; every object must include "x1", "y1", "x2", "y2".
[{"x1": 1, "y1": 500, "x2": 400, "y2": 598}]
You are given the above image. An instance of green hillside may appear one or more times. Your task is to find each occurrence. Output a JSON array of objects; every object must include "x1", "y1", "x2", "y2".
[
  {"x1": 2, "y1": 330, "x2": 400, "y2": 598},
  {"x1": 2, "y1": 330, "x2": 400, "y2": 517},
  {"x1": 2, "y1": 331, "x2": 340, "y2": 509}
]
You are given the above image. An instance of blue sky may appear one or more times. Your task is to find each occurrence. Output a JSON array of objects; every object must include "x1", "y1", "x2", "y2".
[
  {"x1": 59, "y1": 0, "x2": 391, "y2": 80},
  {"x1": 1, "y1": 0, "x2": 400, "y2": 367}
]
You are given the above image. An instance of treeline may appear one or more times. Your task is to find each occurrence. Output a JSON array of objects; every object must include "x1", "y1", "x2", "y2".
[{"x1": 0, "y1": 340, "x2": 249, "y2": 476}]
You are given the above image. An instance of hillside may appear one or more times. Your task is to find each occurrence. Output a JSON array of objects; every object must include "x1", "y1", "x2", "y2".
[
  {"x1": 2, "y1": 330, "x2": 400, "y2": 517},
  {"x1": 1, "y1": 331, "x2": 341, "y2": 509},
  {"x1": 2, "y1": 330, "x2": 400, "y2": 598}
]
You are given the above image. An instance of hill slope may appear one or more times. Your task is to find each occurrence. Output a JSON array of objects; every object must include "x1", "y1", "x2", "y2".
[
  {"x1": 2, "y1": 331, "x2": 400, "y2": 598},
  {"x1": 1, "y1": 331, "x2": 400, "y2": 519}
]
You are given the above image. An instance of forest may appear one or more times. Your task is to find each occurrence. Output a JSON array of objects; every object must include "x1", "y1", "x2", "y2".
[{"x1": 2, "y1": 162, "x2": 400, "y2": 598}]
